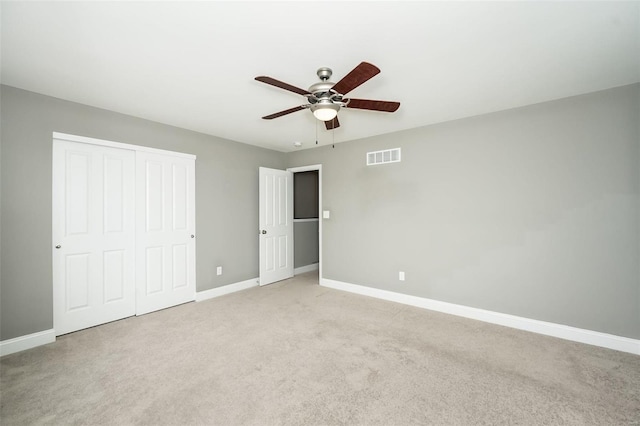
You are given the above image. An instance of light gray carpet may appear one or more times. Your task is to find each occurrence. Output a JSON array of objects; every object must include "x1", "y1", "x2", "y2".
[{"x1": 1, "y1": 271, "x2": 639, "y2": 425}]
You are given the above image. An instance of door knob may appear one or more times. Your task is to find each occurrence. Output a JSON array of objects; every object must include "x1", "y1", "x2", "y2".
[
  {"x1": 191, "y1": 235, "x2": 195, "y2": 238},
  {"x1": 55, "y1": 245, "x2": 61, "y2": 249},
  {"x1": 261, "y1": 230, "x2": 267, "y2": 234}
]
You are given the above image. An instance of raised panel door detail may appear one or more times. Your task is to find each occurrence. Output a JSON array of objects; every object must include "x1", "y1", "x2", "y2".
[
  {"x1": 146, "y1": 161, "x2": 164, "y2": 232},
  {"x1": 265, "y1": 175, "x2": 274, "y2": 227},
  {"x1": 66, "y1": 151, "x2": 90, "y2": 236},
  {"x1": 172, "y1": 244, "x2": 188, "y2": 289},
  {"x1": 103, "y1": 250, "x2": 125, "y2": 303},
  {"x1": 66, "y1": 253, "x2": 90, "y2": 311},
  {"x1": 172, "y1": 164, "x2": 188, "y2": 230},
  {"x1": 278, "y1": 235, "x2": 288, "y2": 268},
  {"x1": 145, "y1": 246, "x2": 164, "y2": 295},
  {"x1": 103, "y1": 156, "x2": 124, "y2": 233},
  {"x1": 278, "y1": 176, "x2": 287, "y2": 226},
  {"x1": 265, "y1": 236, "x2": 275, "y2": 272}
]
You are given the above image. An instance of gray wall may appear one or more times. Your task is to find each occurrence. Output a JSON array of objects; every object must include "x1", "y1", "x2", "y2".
[
  {"x1": 2, "y1": 83, "x2": 638, "y2": 342},
  {"x1": 294, "y1": 221, "x2": 319, "y2": 268},
  {"x1": 0, "y1": 85, "x2": 285, "y2": 341},
  {"x1": 294, "y1": 171, "x2": 319, "y2": 219},
  {"x1": 287, "y1": 84, "x2": 640, "y2": 339}
]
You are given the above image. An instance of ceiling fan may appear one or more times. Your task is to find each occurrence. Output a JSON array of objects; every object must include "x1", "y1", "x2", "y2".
[{"x1": 255, "y1": 62, "x2": 400, "y2": 130}]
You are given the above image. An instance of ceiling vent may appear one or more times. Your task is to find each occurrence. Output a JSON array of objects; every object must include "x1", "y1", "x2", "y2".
[{"x1": 367, "y1": 148, "x2": 401, "y2": 166}]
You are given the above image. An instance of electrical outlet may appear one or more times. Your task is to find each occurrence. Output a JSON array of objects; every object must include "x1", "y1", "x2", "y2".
[
  {"x1": 216, "y1": 266, "x2": 222, "y2": 276},
  {"x1": 399, "y1": 271, "x2": 405, "y2": 281}
]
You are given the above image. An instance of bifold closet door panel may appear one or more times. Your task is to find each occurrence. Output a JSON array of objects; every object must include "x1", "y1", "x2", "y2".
[
  {"x1": 52, "y1": 140, "x2": 136, "y2": 335},
  {"x1": 135, "y1": 151, "x2": 196, "y2": 315}
]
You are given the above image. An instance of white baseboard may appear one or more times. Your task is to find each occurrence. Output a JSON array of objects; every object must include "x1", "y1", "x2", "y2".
[
  {"x1": 195, "y1": 278, "x2": 259, "y2": 302},
  {"x1": 0, "y1": 329, "x2": 56, "y2": 357},
  {"x1": 294, "y1": 263, "x2": 319, "y2": 275},
  {"x1": 321, "y1": 278, "x2": 640, "y2": 356}
]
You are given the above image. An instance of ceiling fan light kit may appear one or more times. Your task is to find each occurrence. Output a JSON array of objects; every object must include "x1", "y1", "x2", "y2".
[
  {"x1": 255, "y1": 62, "x2": 400, "y2": 130},
  {"x1": 311, "y1": 101, "x2": 339, "y2": 121}
]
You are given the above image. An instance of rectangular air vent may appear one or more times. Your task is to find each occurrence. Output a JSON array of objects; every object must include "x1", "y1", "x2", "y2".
[{"x1": 367, "y1": 148, "x2": 401, "y2": 166}]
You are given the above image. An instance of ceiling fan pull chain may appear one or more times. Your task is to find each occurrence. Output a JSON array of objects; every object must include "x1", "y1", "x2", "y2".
[{"x1": 315, "y1": 119, "x2": 318, "y2": 144}]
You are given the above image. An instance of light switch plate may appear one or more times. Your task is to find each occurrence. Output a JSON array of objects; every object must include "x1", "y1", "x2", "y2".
[{"x1": 323, "y1": 210, "x2": 330, "y2": 219}]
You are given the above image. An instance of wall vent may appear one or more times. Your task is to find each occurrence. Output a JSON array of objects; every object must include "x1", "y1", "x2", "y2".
[{"x1": 367, "y1": 148, "x2": 401, "y2": 166}]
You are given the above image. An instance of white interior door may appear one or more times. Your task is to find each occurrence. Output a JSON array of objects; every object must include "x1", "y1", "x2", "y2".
[
  {"x1": 136, "y1": 151, "x2": 196, "y2": 315},
  {"x1": 259, "y1": 167, "x2": 293, "y2": 286},
  {"x1": 52, "y1": 140, "x2": 136, "y2": 335}
]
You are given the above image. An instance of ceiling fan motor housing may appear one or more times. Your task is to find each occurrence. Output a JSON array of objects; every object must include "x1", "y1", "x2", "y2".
[
  {"x1": 308, "y1": 67, "x2": 342, "y2": 101},
  {"x1": 307, "y1": 81, "x2": 335, "y2": 97}
]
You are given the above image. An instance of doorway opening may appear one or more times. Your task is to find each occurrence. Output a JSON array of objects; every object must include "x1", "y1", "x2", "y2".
[{"x1": 288, "y1": 165, "x2": 322, "y2": 282}]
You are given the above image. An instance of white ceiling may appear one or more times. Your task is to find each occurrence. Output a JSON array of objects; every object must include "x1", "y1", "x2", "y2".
[{"x1": 2, "y1": 1, "x2": 639, "y2": 152}]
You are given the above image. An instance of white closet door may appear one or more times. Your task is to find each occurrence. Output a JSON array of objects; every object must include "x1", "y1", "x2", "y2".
[
  {"x1": 53, "y1": 140, "x2": 136, "y2": 335},
  {"x1": 136, "y1": 151, "x2": 196, "y2": 315}
]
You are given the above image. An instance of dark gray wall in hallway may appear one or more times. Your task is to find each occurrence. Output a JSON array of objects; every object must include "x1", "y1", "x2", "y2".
[{"x1": 294, "y1": 171, "x2": 319, "y2": 219}]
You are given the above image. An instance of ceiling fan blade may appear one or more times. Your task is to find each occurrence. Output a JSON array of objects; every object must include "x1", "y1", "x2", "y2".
[
  {"x1": 255, "y1": 76, "x2": 310, "y2": 96},
  {"x1": 331, "y1": 62, "x2": 380, "y2": 95},
  {"x1": 345, "y1": 98, "x2": 400, "y2": 113},
  {"x1": 262, "y1": 105, "x2": 306, "y2": 120},
  {"x1": 325, "y1": 116, "x2": 340, "y2": 130}
]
